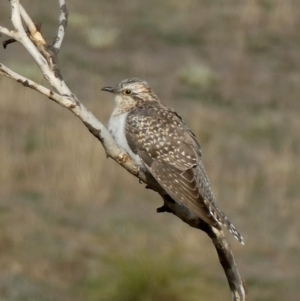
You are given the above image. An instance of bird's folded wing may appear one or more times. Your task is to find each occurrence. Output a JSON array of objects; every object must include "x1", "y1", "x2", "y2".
[{"x1": 138, "y1": 149, "x2": 221, "y2": 229}]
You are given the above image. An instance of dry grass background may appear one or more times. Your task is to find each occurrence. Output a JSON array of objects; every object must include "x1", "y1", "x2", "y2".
[{"x1": 0, "y1": 0, "x2": 300, "y2": 300}]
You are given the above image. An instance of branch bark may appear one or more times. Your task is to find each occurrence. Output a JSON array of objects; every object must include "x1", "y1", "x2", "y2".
[
  {"x1": 52, "y1": 0, "x2": 68, "y2": 52},
  {"x1": 0, "y1": 1, "x2": 246, "y2": 300}
]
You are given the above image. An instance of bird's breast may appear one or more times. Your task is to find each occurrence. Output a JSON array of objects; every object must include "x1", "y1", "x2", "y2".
[{"x1": 108, "y1": 112, "x2": 143, "y2": 168}]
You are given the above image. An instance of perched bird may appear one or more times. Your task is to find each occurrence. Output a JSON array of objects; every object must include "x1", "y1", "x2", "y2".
[{"x1": 102, "y1": 78, "x2": 244, "y2": 244}]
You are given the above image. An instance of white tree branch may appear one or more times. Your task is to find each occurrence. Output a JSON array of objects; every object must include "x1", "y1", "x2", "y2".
[
  {"x1": 0, "y1": 1, "x2": 246, "y2": 300},
  {"x1": 0, "y1": 63, "x2": 70, "y2": 106},
  {"x1": 0, "y1": 26, "x2": 17, "y2": 39},
  {"x1": 9, "y1": 0, "x2": 25, "y2": 37},
  {"x1": 52, "y1": 0, "x2": 68, "y2": 51},
  {"x1": 19, "y1": 4, "x2": 38, "y2": 37}
]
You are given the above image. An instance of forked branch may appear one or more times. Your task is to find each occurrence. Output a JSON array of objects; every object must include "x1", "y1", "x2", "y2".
[{"x1": 0, "y1": 1, "x2": 246, "y2": 300}]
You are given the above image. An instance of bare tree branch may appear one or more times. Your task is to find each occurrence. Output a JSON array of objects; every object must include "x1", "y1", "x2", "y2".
[
  {"x1": 0, "y1": 1, "x2": 246, "y2": 300},
  {"x1": 52, "y1": 0, "x2": 68, "y2": 52},
  {"x1": 19, "y1": 3, "x2": 44, "y2": 44},
  {"x1": 160, "y1": 195, "x2": 246, "y2": 301},
  {"x1": 0, "y1": 26, "x2": 16, "y2": 39},
  {"x1": 0, "y1": 63, "x2": 69, "y2": 105},
  {"x1": 9, "y1": 0, "x2": 25, "y2": 38}
]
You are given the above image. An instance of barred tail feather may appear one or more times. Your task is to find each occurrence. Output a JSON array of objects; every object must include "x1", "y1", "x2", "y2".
[{"x1": 209, "y1": 205, "x2": 244, "y2": 245}]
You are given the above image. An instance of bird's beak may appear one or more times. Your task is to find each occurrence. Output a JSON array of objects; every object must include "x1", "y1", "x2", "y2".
[{"x1": 101, "y1": 86, "x2": 116, "y2": 94}]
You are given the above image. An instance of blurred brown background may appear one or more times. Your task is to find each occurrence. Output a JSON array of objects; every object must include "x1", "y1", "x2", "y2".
[{"x1": 0, "y1": 0, "x2": 300, "y2": 300}]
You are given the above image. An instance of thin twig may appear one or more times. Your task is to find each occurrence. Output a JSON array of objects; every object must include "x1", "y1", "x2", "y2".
[
  {"x1": 19, "y1": 3, "x2": 46, "y2": 46},
  {"x1": 3, "y1": 38, "x2": 16, "y2": 48},
  {"x1": 52, "y1": 0, "x2": 68, "y2": 51},
  {"x1": 0, "y1": 26, "x2": 18, "y2": 39},
  {"x1": 0, "y1": 63, "x2": 68, "y2": 105},
  {"x1": 9, "y1": 0, "x2": 25, "y2": 37}
]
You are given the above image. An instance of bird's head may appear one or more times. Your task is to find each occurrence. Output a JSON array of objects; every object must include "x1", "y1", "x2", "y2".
[{"x1": 101, "y1": 78, "x2": 159, "y2": 112}]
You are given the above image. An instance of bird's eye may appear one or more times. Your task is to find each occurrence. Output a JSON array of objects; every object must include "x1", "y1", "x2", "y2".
[{"x1": 124, "y1": 89, "x2": 132, "y2": 95}]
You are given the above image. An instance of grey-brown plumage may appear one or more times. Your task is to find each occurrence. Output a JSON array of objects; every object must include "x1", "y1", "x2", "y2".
[{"x1": 102, "y1": 78, "x2": 244, "y2": 244}]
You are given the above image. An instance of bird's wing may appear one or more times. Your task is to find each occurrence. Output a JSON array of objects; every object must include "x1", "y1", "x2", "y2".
[
  {"x1": 137, "y1": 148, "x2": 221, "y2": 228},
  {"x1": 126, "y1": 105, "x2": 221, "y2": 227},
  {"x1": 126, "y1": 104, "x2": 244, "y2": 243}
]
